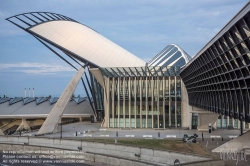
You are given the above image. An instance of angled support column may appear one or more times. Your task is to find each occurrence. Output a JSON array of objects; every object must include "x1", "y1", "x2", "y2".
[
  {"x1": 16, "y1": 118, "x2": 30, "y2": 131},
  {"x1": 0, "y1": 129, "x2": 4, "y2": 136},
  {"x1": 36, "y1": 67, "x2": 85, "y2": 135},
  {"x1": 213, "y1": 130, "x2": 250, "y2": 153}
]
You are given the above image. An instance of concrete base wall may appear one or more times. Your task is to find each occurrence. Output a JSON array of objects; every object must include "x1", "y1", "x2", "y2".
[
  {"x1": 181, "y1": 159, "x2": 224, "y2": 166},
  {"x1": 0, "y1": 144, "x2": 156, "y2": 166},
  {"x1": 0, "y1": 143, "x2": 225, "y2": 166},
  {"x1": 0, "y1": 136, "x2": 214, "y2": 166}
]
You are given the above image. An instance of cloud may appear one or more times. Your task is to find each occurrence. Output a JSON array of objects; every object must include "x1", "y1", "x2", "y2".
[{"x1": 0, "y1": 62, "x2": 75, "y2": 75}]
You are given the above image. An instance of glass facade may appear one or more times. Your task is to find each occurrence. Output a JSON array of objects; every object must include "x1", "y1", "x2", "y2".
[
  {"x1": 102, "y1": 66, "x2": 181, "y2": 128},
  {"x1": 148, "y1": 44, "x2": 191, "y2": 68}
]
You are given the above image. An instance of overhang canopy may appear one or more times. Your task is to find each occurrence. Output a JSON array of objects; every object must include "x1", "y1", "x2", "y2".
[{"x1": 29, "y1": 20, "x2": 146, "y2": 68}]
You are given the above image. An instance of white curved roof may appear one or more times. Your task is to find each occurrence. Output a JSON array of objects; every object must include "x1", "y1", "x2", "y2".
[{"x1": 29, "y1": 21, "x2": 146, "y2": 67}]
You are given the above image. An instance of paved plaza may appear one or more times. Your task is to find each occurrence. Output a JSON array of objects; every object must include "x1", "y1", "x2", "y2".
[{"x1": 24, "y1": 122, "x2": 247, "y2": 140}]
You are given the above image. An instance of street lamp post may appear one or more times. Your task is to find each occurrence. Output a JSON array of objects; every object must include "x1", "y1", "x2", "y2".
[{"x1": 59, "y1": 123, "x2": 62, "y2": 138}]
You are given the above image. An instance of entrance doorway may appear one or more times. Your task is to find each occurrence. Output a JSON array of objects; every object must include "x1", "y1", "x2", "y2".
[{"x1": 192, "y1": 113, "x2": 198, "y2": 129}]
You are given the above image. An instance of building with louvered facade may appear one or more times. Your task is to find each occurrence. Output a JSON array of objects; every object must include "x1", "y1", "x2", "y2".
[{"x1": 3, "y1": 1, "x2": 250, "y2": 132}]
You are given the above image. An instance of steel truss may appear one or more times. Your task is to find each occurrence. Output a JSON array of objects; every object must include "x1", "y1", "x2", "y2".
[{"x1": 180, "y1": 3, "x2": 250, "y2": 125}]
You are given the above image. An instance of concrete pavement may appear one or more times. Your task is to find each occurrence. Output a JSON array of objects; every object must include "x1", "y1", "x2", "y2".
[{"x1": 22, "y1": 122, "x2": 248, "y2": 140}]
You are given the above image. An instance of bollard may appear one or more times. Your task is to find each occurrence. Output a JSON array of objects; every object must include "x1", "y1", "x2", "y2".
[
  {"x1": 212, "y1": 137, "x2": 214, "y2": 141},
  {"x1": 202, "y1": 137, "x2": 204, "y2": 141},
  {"x1": 222, "y1": 137, "x2": 223, "y2": 141},
  {"x1": 202, "y1": 132, "x2": 203, "y2": 138},
  {"x1": 115, "y1": 131, "x2": 118, "y2": 144},
  {"x1": 76, "y1": 131, "x2": 77, "y2": 137},
  {"x1": 158, "y1": 132, "x2": 160, "y2": 138}
]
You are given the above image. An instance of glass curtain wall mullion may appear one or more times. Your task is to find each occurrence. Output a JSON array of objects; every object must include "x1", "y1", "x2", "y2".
[
  {"x1": 147, "y1": 77, "x2": 152, "y2": 128},
  {"x1": 146, "y1": 76, "x2": 148, "y2": 128},
  {"x1": 163, "y1": 76, "x2": 166, "y2": 129},
  {"x1": 107, "y1": 73, "x2": 181, "y2": 128},
  {"x1": 117, "y1": 77, "x2": 120, "y2": 128},
  {"x1": 140, "y1": 77, "x2": 142, "y2": 128},
  {"x1": 109, "y1": 78, "x2": 112, "y2": 127},
  {"x1": 128, "y1": 77, "x2": 131, "y2": 128},
  {"x1": 123, "y1": 77, "x2": 125, "y2": 128},
  {"x1": 175, "y1": 76, "x2": 177, "y2": 128},
  {"x1": 157, "y1": 77, "x2": 160, "y2": 128},
  {"x1": 120, "y1": 78, "x2": 123, "y2": 127},
  {"x1": 106, "y1": 78, "x2": 110, "y2": 127},
  {"x1": 165, "y1": 76, "x2": 169, "y2": 127},
  {"x1": 169, "y1": 76, "x2": 171, "y2": 127},
  {"x1": 150, "y1": 77, "x2": 153, "y2": 128},
  {"x1": 134, "y1": 78, "x2": 137, "y2": 128},
  {"x1": 177, "y1": 77, "x2": 182, "y2": 127},
  {"x1": 112, "y1": 77, "x2": 115, "y2": 128},
  {"x1": 141, "y1": 78, "x2": 146, "y2": 128}
]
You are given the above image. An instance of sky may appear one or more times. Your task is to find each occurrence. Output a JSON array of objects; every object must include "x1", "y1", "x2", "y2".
[{"x1": 0, "y1": 0, "x2": 249, "y2": 98}]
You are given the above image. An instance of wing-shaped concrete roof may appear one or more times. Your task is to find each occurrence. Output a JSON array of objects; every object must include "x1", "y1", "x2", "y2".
[{"x1": 29, "y1": 21, "x2": 146, "y2": 67}]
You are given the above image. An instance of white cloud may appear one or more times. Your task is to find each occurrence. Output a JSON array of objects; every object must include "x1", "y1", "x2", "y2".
[{"x1": 0, "y1": 62, "x2": 75, "y2": 75}]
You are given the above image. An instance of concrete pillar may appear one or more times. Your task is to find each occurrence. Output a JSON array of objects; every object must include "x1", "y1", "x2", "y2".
[
  {"x1": 181, "y1": 81, "x2": 192, "y2": 129},
  {"x1": 37, "y1": 67, "x2": 85, "y2": 135},
  {"x1": 0, "y1": 129, "x2": 4, "y2": 136},
  {"x1": 213, "y1": 121, "x2": 217, "y2": 129},
  {"x1": 79, "y1": 117, "x2": 83, "y2": 122},
  {"x1": 16, "y1": 118, "x2": 30, "y2": 131},
  {"x1": 123, "y1": 77, "x2": 125, "y2": 128},
  {"x1": 54, "y1": 118, "x2": 62, "y2": 133},
  {"x1": 105, "y1": 78, "x2": 110, "y2": 128}
]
